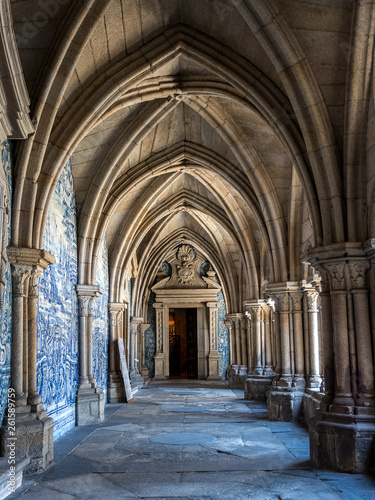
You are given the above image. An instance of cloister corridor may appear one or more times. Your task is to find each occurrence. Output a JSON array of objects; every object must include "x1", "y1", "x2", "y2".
[{"x1": 8, "y1": 381, "x2": 375, "y2": 500}]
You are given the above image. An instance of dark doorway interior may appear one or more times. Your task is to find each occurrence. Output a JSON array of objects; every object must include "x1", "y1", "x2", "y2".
[{"x1": 169, "y1": 308, "x2": 197, "y2": 379}]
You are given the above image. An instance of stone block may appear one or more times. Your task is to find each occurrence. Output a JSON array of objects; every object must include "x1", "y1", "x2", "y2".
[
  {"x1": 267, "y1": 388, "x2": 304, "y2": 422},
  {"x1": 245, "y1": 376, "x2": 273, "y2": 401},
  {"x1": 309, "y1": 412, "x2": 375, "y2": 473},
  {"x1": 76, "y1": 388, "x2": 104, "y2": 426},
  {"x1": 0, "y1": 414, "x2": 53, "y2": 473},
  {"x1": 107, "y1": 374, "x2": 125, "y2": 404}
]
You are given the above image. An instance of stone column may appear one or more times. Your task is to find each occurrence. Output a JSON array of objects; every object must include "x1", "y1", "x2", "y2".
[
  {"x1": 248, "y1": 303, "x2": 263, "y2": 375},
  {"x1": 304, "y1": 287, "x2": 322, "y2": 389},
  {"x1": 273, "y1": 292, "x2": 292, "y2": 387},
  {"x1": 140, "y1": 323, "x2": 151, "y2": 381},
  {"x1": 224, "y1": 319, "x2": 234, "y2": 366},
  {"x1": 289, "y1": 291, "x2": 305, "y2": 387},
  {"x1": 75, "y1": 285, "x2": 104, "y2": 426},
  {"x1": 27, "y1": 267, "x2": 44, "y2": 409},
  {"x1": 10, "y1": 264, "x2": 31, "y2": 406},
  {"x1": 349, "y1": 261, "x2": 375, "y2": 409},
  {"x1": 263, "y1": 282, "x2": 304, "y2": 422},
  {"x1": 325, "y1": 262, "x2": 354, "y2": 413},
  {"x1": 306, "y1": 244, "x2": 375, "y2": 473},
  {"x1": 263, "y1": 303, "x2": 275, "y2": 376},
  {"x1": 1, "y1": 248, "x2": 54, "y2": 473},
  {"x1": 207, "y1": 302, "x2": 221, "y2": 380},
  {"x1": 153, "y1": 303, "x2": 168, "y2": 379},
  {"x1": 243, "y1": 300, "x2": 274, "y2": 401},
  {"x1": 107, "y1": 303, "x2": 125, "y2": 403}
]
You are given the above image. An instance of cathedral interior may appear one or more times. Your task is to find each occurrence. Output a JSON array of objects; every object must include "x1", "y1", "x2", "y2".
[{"x1": 0, "y1": 0, "x2": 375, "y2": 497}]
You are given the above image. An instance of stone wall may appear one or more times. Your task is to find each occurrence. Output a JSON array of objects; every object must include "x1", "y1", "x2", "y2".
[
  {"x1": 92, "y1": 235, "x2": 109, "y2": 402},
  {"x1": 37, "y1": 159, "x2": 79, "y2": 440},
  {"x1": 0, "y1": 141, "x2": 12, "y2": 426}
]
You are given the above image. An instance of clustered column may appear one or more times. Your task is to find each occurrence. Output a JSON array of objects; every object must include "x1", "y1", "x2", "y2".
[
  {"x1": 243, "y1": 300, "x2": 276, "y2": 400},
  {"x1": 262, "y1": 281, "x2": 324, "y2": 422},
  {"x1": 0, "y1": 248, "x2": 54, "y2": 472},
  {"x1": 75, "y1": 285, "x2": 104, "y2": 426},
  {"x1": 306, "y1": 244, "x2": 375, "y2": 472}
]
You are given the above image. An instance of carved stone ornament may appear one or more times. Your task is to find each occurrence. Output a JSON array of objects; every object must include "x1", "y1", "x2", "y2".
[
  {"x1": 249, "y1": 306, "x2": 262, "y2": 322},
  {"x1": 176, "y1": 244, "x2": 195, "y2": 285},
  {"x1": 28, "y1": 266, "x2": 43, "y2": 298},
  {"x1": 77, "y1": 296, "x2": 92, "y2": 317},
  {"x1": 109, "y1": 310, "x2": 121, "y2": 327},
  {"x1": 290, "y1": 292, "x2": 303, "y2": 311},
  {"x1": 11, "y1": 264, "x2": 31, "y2": 296},
  {"x1": 305, "y1": 290, "x2": 319, "y2": 311},
  {"x1": 325, "y1": 262, "x2": 346, "y2": 291},
  {"x1": 348, "y1": 260, "x2": 369, "y2": 290}
]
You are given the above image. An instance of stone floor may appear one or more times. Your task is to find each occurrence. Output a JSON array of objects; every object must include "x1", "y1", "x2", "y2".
[{"x1": 9, "y1": 381, "x2": 375, "y2": 499}]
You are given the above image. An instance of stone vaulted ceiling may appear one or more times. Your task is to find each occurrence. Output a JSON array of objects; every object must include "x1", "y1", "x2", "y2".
[{"x1": 9, "y1": 0, "x2": 375, "y2": 317}]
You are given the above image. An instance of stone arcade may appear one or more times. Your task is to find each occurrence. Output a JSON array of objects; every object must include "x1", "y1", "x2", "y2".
[{"x1": 0, "y1": 0, "x2": 375, "y2": 496}]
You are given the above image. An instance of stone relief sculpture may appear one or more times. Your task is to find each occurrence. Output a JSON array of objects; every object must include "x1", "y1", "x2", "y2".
[{"x1": 176, "y1": 244, "x2": 195, "y2": 285}]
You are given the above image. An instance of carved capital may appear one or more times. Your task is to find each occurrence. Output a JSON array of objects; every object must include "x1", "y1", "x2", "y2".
[
  {"x1": 109, "y1": 309, "x2": 121, "y2": 327},
  {"x1": 348, "y1": 260, "x2": 369, "y2": 290},
  {"x1": 305, "y1": 289, "x2": 319, "y2": 311},
  {"x1": 324, "y1": 262, "x2": 346, "y2": 291},
  {"x1": 206, "y1": 302, "x2": 219, "y2": 310},
  {"x1": 274, "y1": 293, "x2": 290, "y2": 312},
  {"x1": 11, "y1": 264, "x2": 31, "y2": 296},
  {"x1": 77, "y1": 295, "x2": 92, "y2": 317},
  {"x1": 28, "y1": 266, "x2": 44, "y2": 298},
  {"x1": 289, "y1": 292, "x2": 303, "y2": 311},
  {"x1": 249, "y1": 306, "x2": 262, "y2": 322}
]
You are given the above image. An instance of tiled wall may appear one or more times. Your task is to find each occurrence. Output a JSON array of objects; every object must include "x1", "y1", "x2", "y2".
[
  {"x1": 0, "y1": 141, "x2": 12, "y2": 426},
  {"x1": 144, "y1": 290, "x2": 156, "y2": 378},
  {"x1": 92, "y1": 235, "x2": 109, "y2": 402},
  {"x1": 37, "y1": 159, "x2": 79, "y2": 440}
]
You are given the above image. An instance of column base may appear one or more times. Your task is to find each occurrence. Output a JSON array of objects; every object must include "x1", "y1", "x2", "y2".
[
  {"x1": 154, "y1": 353, "x2": 167, "y2": 379},
  {"x1": 245, "y1": 375, "x2": 273, "y2": 401},
  {"x1": 0, "y1": 410, "x2": 53, "y2": 473},
  {"x1": 309, "y1": 412, "x2": 375, "y2": 473},
  {"x1": 107, "y1": 373, "x2": 125, "y2": 404},
  {"x1": 207, "y1": 353, "x2": 221, "y2": 380},
  {"x1": 76, "y1": 387, "x2": 104, "y2": 426},
  {"x1": 267, "y1": 387, "x2": 305, "y2": 422},
  {"x1": 227, "y1": 364, "x2": 247, "y2": 388},
  {"x1": 302, "y1": 389, "x2": 331, "y2": 426}
]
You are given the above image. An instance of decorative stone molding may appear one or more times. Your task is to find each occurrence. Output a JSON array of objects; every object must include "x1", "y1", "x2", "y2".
[{"x1": 0, "y1": 1, "x2": 34, "y2": 142}]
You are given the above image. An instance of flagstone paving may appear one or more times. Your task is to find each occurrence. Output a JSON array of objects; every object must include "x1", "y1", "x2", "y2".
[{"x1": 9, "y1": 381, "x2": 375, "y2": 499}]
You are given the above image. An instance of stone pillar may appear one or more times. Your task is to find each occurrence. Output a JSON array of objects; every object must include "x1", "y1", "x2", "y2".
[
  {"x1": 224, "y1": 319, "x2": 234, "y2": 366},
  {"x1": 263, "y1": 282, "x2": 304, "y2": 422},
  {"x1": 207, "y1": 302, "x2": 221, "y2": 380},
  {"x1": 129, "y1": 316, "x2": 144, "y2": 388},
  {"x1": 304, "y1": 288, "x2": 322, "y2": 389},
  {"x1": 75, "y1": 285, "x2": 104, "y2": 426},
  {"x1": 107, "y1": 303, "x2": 126, "y2": 403},
  {"x1": 244, "y1": 300, "x2": 274, "y2": 401},
  {"x1": 306, "y1": 244, "x2": 375, "y2": 473},
  {"x1": 140, "y1": 323, "x2": 151, "y2": 381},
  {"x1": 0, "y1": 248, "x2": 54, "y2": 473},
  {"x1": 153, "y1": 303, "x2": 168, "y2": 379},
  {"x1": 289, "y1": 291, "x2": 305, "y2": 387},
  {"x1": 263, "y1": 303, "x2": 275, "y2": 376}
]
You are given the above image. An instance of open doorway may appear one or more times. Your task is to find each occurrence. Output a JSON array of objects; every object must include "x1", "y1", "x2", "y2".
[{"x1": 169, "y1": 308, "x2": 197, "y2": 379}]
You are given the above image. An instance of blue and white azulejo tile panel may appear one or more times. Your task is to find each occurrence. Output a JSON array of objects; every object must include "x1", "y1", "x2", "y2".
[
  {"x1": 0, "y1": 141, "x2": 12, "y2": 426},
  {"x1": 92, "y1": 235, "x2": 109, "y2": 401},
  {"x1": 37, "y1": 159, "x2": 79, "y2": 440}
]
